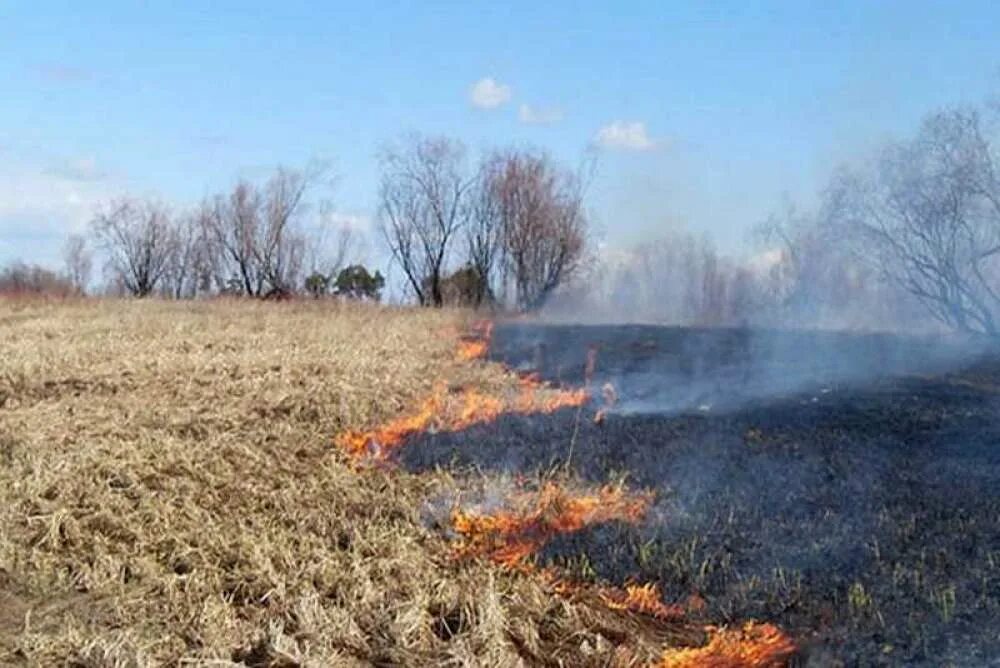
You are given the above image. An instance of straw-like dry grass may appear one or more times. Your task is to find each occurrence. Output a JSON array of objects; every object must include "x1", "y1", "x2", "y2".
[{"x1": 0, "y1": 299, "x2": 680, "y2": 666}]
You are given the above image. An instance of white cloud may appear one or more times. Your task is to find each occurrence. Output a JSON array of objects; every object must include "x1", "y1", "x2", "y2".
[
  {"x1": 0, "y1": 163, "x2": 118, "y2": 265},
  {"x1": 469, "y1": 77, "x2": 511, "y2": 109},
  {"x1": 593, "y1": 120, "x2": 659, "y2": 151},
  {"x1": 518, "y1": 103, "x2": 564, "y2": 125}
]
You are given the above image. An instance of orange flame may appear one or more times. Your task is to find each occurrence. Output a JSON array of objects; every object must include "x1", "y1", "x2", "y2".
[
  {"x1": 336, "y1": 386, "x2": 445, "y2": 460},
  {"x1": 337, "y1": 380, "x2": 588, "y2": 463},
  {"x1": 599, "y1": 582, "x2": 685, "y2": 621},
  {"x1": 455, "y1": 339, "x2": 489, "y2": 361},
  {"x1": 336, "y1": 318, "x2": 592, "y2": 462},
  {"x1": 594, "y1": 381, "x2": 619, "y2": 424},
  {"x1": 656, "y1": 622, "x2": 796, "y2": 668},
  {"x1": 455, "y1": 320, "x2": 494, "y2": 361},
  {"x1": 451, "y1": 482, "x2": 653, "y2": 568}
]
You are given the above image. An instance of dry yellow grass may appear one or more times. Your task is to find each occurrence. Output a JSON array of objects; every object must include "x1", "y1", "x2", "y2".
[{"x1": 0, "y1": 299, "x2": 686, "y2": 667}]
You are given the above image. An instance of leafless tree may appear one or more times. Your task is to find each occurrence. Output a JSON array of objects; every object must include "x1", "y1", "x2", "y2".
[
  {"x1": 464, "y1": 154, "x2": 506, "y2": 306},
  {"x1": 202, "y1": 167, "x2": 314, "y2": 297},
  {"x1": 826, "y1": 108, "x2": 1000, "y2": 336},
  {"x1": 91, "y1": 198, "x2": 176, "y2": 297},
  {"x1": 378, "y1": 135, "x2": 471, "y2": 306},
  {"x1": 62, "y1": 233, "x2": 92, "y2": 295},
  {"x1": 487, "y1": 149, "x2": 588, "y2": 311},
  {"x1": 161, "y1": 213, "x2": 207, "y2": 299}
]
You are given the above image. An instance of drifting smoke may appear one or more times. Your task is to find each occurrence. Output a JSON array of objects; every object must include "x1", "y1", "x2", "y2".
[
  {"x1": 488, "y1": 322, "x2": 988, "y2": 418},
  {"x1": 542, "y1": 226, "x2": 934, "y2": 335}
]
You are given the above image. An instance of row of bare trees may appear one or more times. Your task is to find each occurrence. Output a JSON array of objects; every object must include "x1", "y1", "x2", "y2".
[
  {"x1": 377, "y1": 136, "x2": 589, "y2": 310},
  {"x1": 83, "y1": 167, "x2": 360, "y2": 299},
  {"x1": 77, "y1": 142, "x2": 586, "y2": 310}
]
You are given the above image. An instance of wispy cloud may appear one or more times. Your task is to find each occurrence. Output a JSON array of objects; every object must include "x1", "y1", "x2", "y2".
[
  {"x1": 326, "y1": 212, "x2": 372, "y2": 233},
  {"x1": 191, "y1": 134, "x2": 230, "y2": 148},
  {"x1": 518, "y1": 103, "x2": 564, "y2": 125},
  {"x1": 593, "y1": 120, "x2": 660, "y2": 151},
  {"x1": 31, "y1": 63, "x2": 95, "y2": 84},
  {"x1": 469, "y1": 77, "x2": 511, "y2": 109},
  {"x1": 46, "y1": 157, "x2": 105, "y2": 182}
]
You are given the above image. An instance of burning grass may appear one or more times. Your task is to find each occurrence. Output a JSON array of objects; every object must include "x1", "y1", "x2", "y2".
[
  {"x1": 656, "y1": 623, "x2": 797, "y2": 668},
  {"x1": 336, "y1": 376, "x2": 588, "y2": 464},
  {"x1": 455, "y1": 320, "x2": 493, "y2": 362},
  {"x1": 450, "y1": 482, "x2": 653, "y2": 568},
  {"x1": 1, "y1": 299, "x2": 784, "y2": 666}
]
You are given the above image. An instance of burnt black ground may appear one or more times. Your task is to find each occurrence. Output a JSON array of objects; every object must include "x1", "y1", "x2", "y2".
[{"x1": 402, "y1": 323, "x2": 1000, "y2": 666}]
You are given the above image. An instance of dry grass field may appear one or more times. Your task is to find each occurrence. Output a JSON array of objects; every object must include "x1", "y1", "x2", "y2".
[{"x1": 0, "y1": 299, "x2": 751, "y2": 667}]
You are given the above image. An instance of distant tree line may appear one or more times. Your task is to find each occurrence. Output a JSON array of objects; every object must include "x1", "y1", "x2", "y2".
[
  {"x1": 0, "y1": 261, "x2": 77, "y2": 297},
  {"x1": 7, "y1": 101, "x2": 998, "y2": 335},
  {"x1": 12, "y1": 165, "x2": 377, "y2": 302},
  {"x1": 14, "y1": 138, "x2": 589, "y2": 310}
]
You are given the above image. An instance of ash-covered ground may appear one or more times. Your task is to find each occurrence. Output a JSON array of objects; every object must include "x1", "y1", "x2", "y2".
[{"x1": 403, "y1": 323, "x2": 1000, "y2": 666}]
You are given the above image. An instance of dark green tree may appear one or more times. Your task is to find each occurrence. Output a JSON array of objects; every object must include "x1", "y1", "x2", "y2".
[
  {"x1": 304, "y1": 272, "x2": 330, "y2": 299},
  {"x1": 334, "y1": 265, "x2": 385, "y2": 301}
]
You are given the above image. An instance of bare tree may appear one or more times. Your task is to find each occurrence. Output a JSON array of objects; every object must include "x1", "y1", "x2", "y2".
[
  {"x1": 91, "y1": 198, "x2": 176, "y2": 297},
  {"x1": 487, "y1": 149, "x2": 588, "y2": 311},
  {"x1": 62, "y1": 233, "x2": 93, "y2": 295},
  {"x1": 162, "y1": 213, "x2": 206, "y2": 299},
  {"x1": 464, "y1": 154, "x2": 506, "y2": 306},
  {"x1": 203, "y1": 167, "x2": 314, "y2": 297},
  {"x1": 826, "y1": 108, "x2": 1000, "y2": 336},
  {"x1": 378, "y1": 136, "x2": 471, "y2": 306}
]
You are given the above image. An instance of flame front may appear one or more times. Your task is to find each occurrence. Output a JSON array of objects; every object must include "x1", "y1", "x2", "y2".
[
  {"x1": 335, "y1": 321, "x2": 797, "y2": 664},
  {"x1": 656, "y1": 622, "x2": 796, "y2": 668},
  {"x1": 336, "y1": 379, "x2": 588, "y2": 463},
  {"x1": 337, "y1": 318, "x2": 589, "y2": 463},
  {"x1": 451, "y1": 482, "x2": 652, "y2": 568},
  {"x1": 337, "y1": 388, "x2": 444, "y2": 460}
]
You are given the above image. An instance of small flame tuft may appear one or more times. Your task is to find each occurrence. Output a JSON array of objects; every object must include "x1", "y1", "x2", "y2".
[
  {"x1": 455, "y1": 320, "x2": 494, "y2": 361},
  {"x1": 450, "y1": 482, "x2": 653, "y2": 567},
  {"x1": 599, "y1": 582, "x2": 685, "y2": 621},
  {"x1": 656, "y1": 622, "x2": 796, "y2": 667}
]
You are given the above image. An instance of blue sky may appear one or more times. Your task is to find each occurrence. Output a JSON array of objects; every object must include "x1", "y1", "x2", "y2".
[{"x1": 1, "y1": 1, "x2": 998, "y2": 268}]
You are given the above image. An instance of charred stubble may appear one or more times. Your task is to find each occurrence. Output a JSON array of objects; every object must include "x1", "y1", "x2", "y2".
[{"x1": 402, "y1": 323, "x2": 1000, "y2": 666}]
